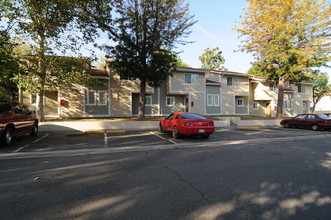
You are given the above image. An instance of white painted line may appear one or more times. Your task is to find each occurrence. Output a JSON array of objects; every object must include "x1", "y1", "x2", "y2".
[
  {"x1": 32, "y1": 133, "x2": 50, "y2": 143},
  {"x1": 150, "y1": 131, "x2": 177, "y2": 145},
  {"x1": 13, "y1": 133, "x2": 50, "y2": 153},
  {"x1": 104, "y1": 132, "x2": 108, "y2": 147}
]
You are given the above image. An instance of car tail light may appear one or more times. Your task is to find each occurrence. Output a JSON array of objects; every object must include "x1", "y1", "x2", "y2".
[{"x1": 185, "y1": 122, "x2": 193, "y2": 127}]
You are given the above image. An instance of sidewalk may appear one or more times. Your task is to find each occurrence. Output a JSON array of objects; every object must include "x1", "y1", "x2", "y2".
[{"x1": 39, "y1": 119, "x2": 282, "y2": 133}]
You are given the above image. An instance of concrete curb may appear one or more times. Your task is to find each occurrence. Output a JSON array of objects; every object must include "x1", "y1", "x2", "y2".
[{"x1": 39, "y1": 119, "x2": 282, "y2": 133}]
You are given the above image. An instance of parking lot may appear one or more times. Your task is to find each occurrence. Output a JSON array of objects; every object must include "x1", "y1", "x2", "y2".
[{"x1": 1, "y1": 127, "x2": 331, "y2": 154}]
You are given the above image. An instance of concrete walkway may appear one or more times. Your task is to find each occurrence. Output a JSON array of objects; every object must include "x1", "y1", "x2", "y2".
[{"x1": 39, "y1": 119, "x2": 282, "y2": 133}]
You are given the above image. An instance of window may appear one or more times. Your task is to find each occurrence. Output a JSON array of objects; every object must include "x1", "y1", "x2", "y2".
[
  {"x1": 207, "y1": 94, "x2": 213, "y2": 106},
  {"x1": 145, "y1": 96, "x2": 152, "y2": 106},
  {"x1": 87, "y1": 90, "x2": 96, "y2": 105},
  {"x1": 307, "y1": 115, "x2": 316, "y2": 120},
  {"x1": 227, "y1": 77, "x2": 239, "y2": 86},
  {"x1": 236, "y1": 98, "x2": 244, "y2": 107},
  {"x1": 298, "y1": 85, "x2": 305, "y2": 93},
  {"x1": 184, "y1": 74, "x2": 199, "y2": 84},
  {"x1": 207, "y1": 94, "x2": 220, "y2": 106},
  {"x1": 269, "y1": 84, "x2": 278, "y2": 92},
  {"x1": 214, "y1": 94, "x2": 220, "y2": 106},
  {"x1": 284, "y1": 100, "x2": 293, "y2": 110},
  {"x1": 98, "y1": 91, "x2": 108, "y2": 106},
  {"x1": 30, "y1": 94, "x2": 37, "y2": 104},
  {"x1": 252, "y1": 102, "x2": 259, "y2": 110},
  {"x1": 166, "y1": 97, "x2": 175, "y2": 106}
]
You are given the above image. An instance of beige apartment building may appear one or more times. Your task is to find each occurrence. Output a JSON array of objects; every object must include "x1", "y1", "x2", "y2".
[{"x1": 20, "y1": 66, "x2": 313, "y2": 118}]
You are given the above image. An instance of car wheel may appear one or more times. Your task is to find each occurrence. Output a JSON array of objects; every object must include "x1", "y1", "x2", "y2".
[
  {"x1": 2, "y1": 127, "x2": 14, "y2": 146},
  {"x1": 172, "y1": 126, "x2": 181, "y2": 139},
  {"x1": 284, "y1": 122, "x2": 290, "y2": 128},
  {"x1": 30, "y1": 122, "x2": 38, "y2": 136},
  {"x1": 201, "y1": 134, "x2": 210, "y2": 138},
  {"x1": 312, "y1": 124, "x2": 319, "y2": 131},
  {"x1": 159, "y1": 123, "x2": 164, "y2": 133}
]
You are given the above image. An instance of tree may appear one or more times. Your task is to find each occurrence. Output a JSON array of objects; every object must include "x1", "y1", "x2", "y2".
[
  {"x1": 2, "y1": 0, "x2": 113, "y2": 121},
  {"x1": 0, "y1": 30, "x2": 20, "y2": 100},
  {"x1": 199, "y1": 47, "x2": 227, "y2": 70},
  {"x1": 108, "y1": 0, "x2": 196, "y2": 119},
  {"x1": 311, "y1": 73, "x2": 331, "y2": 112},
  {"x1": 236, "y1": 0, "x2": 331, "y2": 117}
]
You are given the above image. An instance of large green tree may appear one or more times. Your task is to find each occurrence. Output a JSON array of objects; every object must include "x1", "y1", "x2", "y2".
[
  {"x1": 108, "y1": 0, "x2": 196, "y2": 119},
  {"x1": 199, "y1": 47, "x2": 227, "y2": 70},
  {"x1": 2, "y1": 0, "x2": 113, "y2": 121},
  {"x1": 311, "y1": 73, "x2": 331, "y2": 112},
  {"x1": 237, "y1": 0, "x2": 331, "y2": 117},
  {"x1": 0, "y1": 30, "x2": 20, "y2": 100}
]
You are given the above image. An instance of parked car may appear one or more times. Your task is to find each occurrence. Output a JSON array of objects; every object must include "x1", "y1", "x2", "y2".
[
  {"x1": 280, "y1": 113, "x2": 331, "y2": 131},
  {"x1": 0, "y1": 100, "x2": 38, "y2": 146},
  {"x1": 159, "y1": 112, "x2": 215, "y2": 139}
]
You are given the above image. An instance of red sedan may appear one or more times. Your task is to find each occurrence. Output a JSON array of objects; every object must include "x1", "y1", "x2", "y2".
[
  {"x1": 159, "y1": 112, "x2": 215, "y2": 139},
  {"x1": 280, "y1": 114, "x2": 331, "y2": 131}
]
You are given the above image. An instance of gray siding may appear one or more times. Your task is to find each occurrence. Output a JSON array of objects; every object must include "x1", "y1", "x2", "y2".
[{"x1": 206, "y1": 85, "x2": 221, "y2": 115}]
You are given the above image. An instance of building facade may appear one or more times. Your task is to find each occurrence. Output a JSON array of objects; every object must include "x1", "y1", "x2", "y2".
[{"x1": 20, "y1": 67, "x2": 313, "y2": 118}]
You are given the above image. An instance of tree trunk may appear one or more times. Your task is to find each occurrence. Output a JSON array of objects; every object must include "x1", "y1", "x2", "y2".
[
  {"x1": 138, "y1": 79, "x2": 146, "y2": 119},
  {"x1": 276, "y1": 77, "x2": 285, "y2": 117},
  {"x1": 37, "y1": 31, "x2": 46, "y2": 122}
]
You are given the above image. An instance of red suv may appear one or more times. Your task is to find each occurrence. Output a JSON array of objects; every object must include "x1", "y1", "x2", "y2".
[{"x1": 0, "y1": 100, "x2": 38, "y2": 146}]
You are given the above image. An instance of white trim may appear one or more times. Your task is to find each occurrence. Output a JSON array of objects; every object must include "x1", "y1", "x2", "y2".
[
  {"x1": 166, "y1": 96, "x2": 175, "y2": 106},
  {"x1": 86, "y1": 90, "x2": 97, "y2": 105},
  {"x1": 98, "y1": 90, "x2": 108, "y2": 106},
  {"x1": 207, "y1": 94, "x2": 213, "y2": 106},
  {"x1": 236, "y1": 98, "x2": 244, "y2": 107},
  {"x1": 145, "y1": 96, "x2": 152, "y2": 106},
  {"x1": 214, "y1": 94, "x2": 220, "y2": 106},
  {"x1": 184, "y1": 73, "x2": 199, "y2": 85},
  {"x1": 252, "y1": 102, "x2": 259, "y2": 110}
]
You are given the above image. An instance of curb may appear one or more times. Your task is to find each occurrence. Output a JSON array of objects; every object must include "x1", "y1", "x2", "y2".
[
  {"x1": 84, "y1": 130, "x2": 126, "y2": 134},
  {"x1": 237, "y1": 126, "x2": 262, "y2": 129}
]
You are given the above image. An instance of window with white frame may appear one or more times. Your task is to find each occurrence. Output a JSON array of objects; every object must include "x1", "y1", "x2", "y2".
[
  {"x1": 227, "y1": 77, "x2": 239, "y2": 86},
  {"x1": 298, "y1": 85, "x2": 305, "y2": 93},
  {"x1": 207, "y1": 94, "x2": 213, "y2": 106},
  {"x1": 184, "y1": 74, "x2": 199, "y2": 84},
  {"x1": 98, "y1": 91, "x2": 108, "y2": 105},
  {"x1": 30, "y1": 94, "x2": 37, "y2": 104},
  {"x1": 252, "y1": 102, "x2": 259, "y2": 110},
  {"x1": 166, "y1": 97, "x2": 175, "y2": 106},
  {"x1": 236, "y1": 98, "x2": 244, "y2": 107},
  {"x1": 284, "y1": 100, "x2": 293, "y2": 110},
  {"x1": 87, "y1": 90, "x2": 96, "y2": 105},
  {"x1": 214, "y1": 94, "x2": 220, "y2": 106},
  {"x1": 145, "y1": 96, "x2": 152, "y2": 106}
]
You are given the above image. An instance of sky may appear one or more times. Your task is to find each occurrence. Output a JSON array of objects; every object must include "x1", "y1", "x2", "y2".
[{"x1": 86, "y1": 0, "x2": 330, "y2": 76}]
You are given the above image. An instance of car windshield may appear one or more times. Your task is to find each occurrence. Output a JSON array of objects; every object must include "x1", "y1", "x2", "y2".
[
  {"x1": 180, "y1": 113, "x2": 206, "y2": 119},
  {"x1": 318, "y1": 114, "x2": 330, "y2": 119}
]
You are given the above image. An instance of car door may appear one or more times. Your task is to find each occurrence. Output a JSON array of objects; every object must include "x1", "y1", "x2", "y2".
[
  {"x1": 291, "y1": 114, "x2": 307, "y2": 127},
  {"x1": 163, "y1": 113, "x2": 175, "y2": 131},
  {"x1": 304, "y1": 114, "x2": 316, "y2": 128},
  {"x1": 13, "y1": 103, "x2": 34, "y2": 134}
]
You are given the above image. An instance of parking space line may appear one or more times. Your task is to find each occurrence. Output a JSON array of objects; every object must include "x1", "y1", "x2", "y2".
[
  {"x1": 12, "y1": 133, "x2": 50, "y2": 153},
  {"x1": 149, "y1": 131, "x2": 177, "y2": 145},
  {"x1": 104, "y1": 132, "x2": 108, "y2": 147}
]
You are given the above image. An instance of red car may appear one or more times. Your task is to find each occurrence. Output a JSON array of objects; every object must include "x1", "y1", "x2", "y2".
[
  {"x1": 0, "y1": 100, "x2": 38, "y2": 146},
  {"x1": 280, "y1": 114, "x2": 331, "y2": 131},
  {"x1": 159, "y1": 112, "x2": 215, "y2": 139}
]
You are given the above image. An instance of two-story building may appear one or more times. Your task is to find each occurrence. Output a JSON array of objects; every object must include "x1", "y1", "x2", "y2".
[{"x1": 20, "y1": 66, "x2": 313, "y2": 118}]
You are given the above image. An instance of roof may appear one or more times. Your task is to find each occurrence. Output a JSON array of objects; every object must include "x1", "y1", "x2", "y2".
[
  {"x1": 175, "y1": 67, "x2": 251, "y2": 77},
  {"x1": 89, "y1": 69, "x2": 109, "y2": 77}
]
